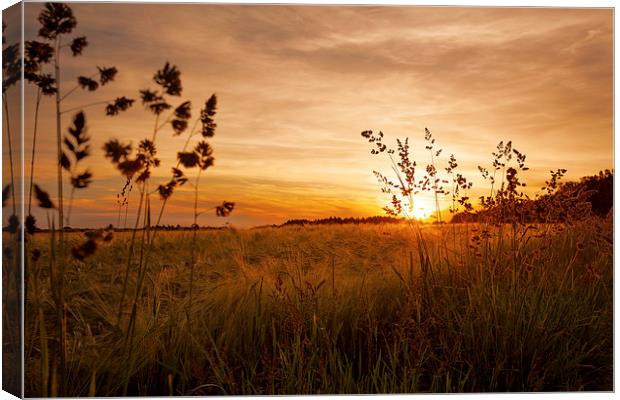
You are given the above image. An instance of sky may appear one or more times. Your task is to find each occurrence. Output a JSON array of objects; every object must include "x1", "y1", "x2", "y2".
[{"x1": 3, "y1": 3, "x2": 613, "y2": 228}]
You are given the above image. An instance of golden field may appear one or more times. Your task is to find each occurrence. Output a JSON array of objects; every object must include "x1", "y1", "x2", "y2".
[{"x1": 19, "y1": 218, "x2": 613, "y2": 395}]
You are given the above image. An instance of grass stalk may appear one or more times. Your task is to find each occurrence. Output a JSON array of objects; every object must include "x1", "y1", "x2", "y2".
[
  {"x1": 27, "y1": 88, "x2": 42, "y2": 215},
  {"x1": 53, "y1": 34, "x2": 68, "y2": 394},
  {"x1": 3, "y1": 92, "x2": 17, "y2": 215},
  {"x1": 187, "y1": 168, "x2": 203, "y2": 326},
  {"x1": 116, "y1": 183, "x2": 146, "y2": 324}
]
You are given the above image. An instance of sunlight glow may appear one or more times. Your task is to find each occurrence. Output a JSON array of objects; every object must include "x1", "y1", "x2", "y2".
[
  {"x1": 411, "y1": 205, "x2": 428, "y2": 220},
  {"x1": 404, "y1": 196, "x2": 435, "y2": 221},
  {"x1": 410, "y1": 197, "x2": 433, "y2": 221}
]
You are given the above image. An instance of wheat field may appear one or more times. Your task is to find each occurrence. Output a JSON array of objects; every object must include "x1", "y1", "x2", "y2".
[{"x1": 22, "y1": 218, "x2": 613, "y2": 396}]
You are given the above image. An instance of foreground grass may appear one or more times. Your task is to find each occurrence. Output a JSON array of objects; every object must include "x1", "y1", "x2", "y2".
[{"x1": 24, "y1": 218, "x2": 612, "y2": 395}]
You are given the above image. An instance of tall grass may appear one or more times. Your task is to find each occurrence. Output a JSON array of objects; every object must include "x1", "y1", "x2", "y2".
[
  {"x1": 101, "y1": 62, "x2": 231, "y2": 394},
  {"x1": 23, "y1": 3, "x2": 132, "y2": 395},
  {"x1": 23, "y1": 219, "x2": 612, "y2": 395}
]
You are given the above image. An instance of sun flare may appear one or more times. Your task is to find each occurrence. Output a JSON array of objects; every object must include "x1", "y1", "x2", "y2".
[
  {"x1": 411, "y1": 205, "x2": 428, "y2": 220},
  {"x1": 407, "y1": 196, "x2": 435, "y2": 221},
  {"x1": 380, "y1": 193, "x2": 437, "y2": 221}
]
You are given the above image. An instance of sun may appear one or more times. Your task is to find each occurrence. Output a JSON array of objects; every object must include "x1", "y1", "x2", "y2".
[
  {"x1": 377, "y1": 194, "x2": 436, "y2": 222},
  {"x1": 411, "y1": 204, "x2": 428, "y2": 220},
  {"x1": 410, "y1": 197, "x2": 434, "y2": 221}
]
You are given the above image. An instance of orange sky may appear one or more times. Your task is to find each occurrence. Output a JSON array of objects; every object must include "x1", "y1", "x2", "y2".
[{"x1": 4, "y1": 4, "x2": 613, "y2": 228}]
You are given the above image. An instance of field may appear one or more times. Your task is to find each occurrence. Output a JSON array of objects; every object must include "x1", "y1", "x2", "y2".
[{"x1": 22, "y1": 218, "x2": 613, "y2": 396}]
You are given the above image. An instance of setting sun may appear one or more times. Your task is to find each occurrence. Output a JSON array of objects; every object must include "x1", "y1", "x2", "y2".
[
  {"x1": 406, "y1": 196, "x2": 434, "y2": 221},
  {"x1": 411, "y1": 200, "x2": 431, "y2": 220}
]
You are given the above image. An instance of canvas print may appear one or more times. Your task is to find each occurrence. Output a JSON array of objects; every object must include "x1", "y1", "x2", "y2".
[{"x1": 2, "y1": 2, "x2": 613, "y2": 397}]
